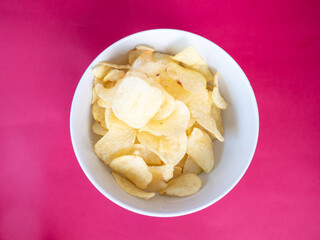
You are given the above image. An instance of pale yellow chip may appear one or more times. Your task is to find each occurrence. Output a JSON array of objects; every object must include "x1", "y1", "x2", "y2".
[
  {"x1": 212, "y1": 72, "x2": 228, "y2": 109},
  {"x1": 92, "y1": 121, "x2": 107, "y2": 136},
  {"x1": 159, "y1": 72, "x2": 192, "y2": 104},
  {"x1": 172, "y1": 46, "x2": 213, "y2": 82},
  {"x1": 183, "y1": 156, "x2": 203, "y2": 175},
  {"x1": 92, "y1": 65, "x2": 111, "y2": 79},
  {"x1": 132, "y1": 51, "x2": 166, "y2": 77},
  {"x1": 92, "y1": 87, "x2": 98, "y2": 104},
  {"x1": 211, "y1": 102, "x2": 224, "y2": 135},
  {"x1": 141, "y1": 101, "x2": 190, "y2": 138},
  {"x1": 94, "y1": 82, "x2": 121, "y2": 108},
  {"x1": 187, "y1": 128, "x2": 214, "y2": 173},
  {"x1": 130, "y1": 144, "x2": 163, "y2": 165},
  {"x1": 110, "y1": 155, "x2": 152, "y2": 189},
  {"x1": 137, "y1": 132, "x2": 187, "y2": 166},
  {"x1": 99, "y1": 62, "x2": 130, "y2": 70},
  {"x1": 92, "y1": 102, "x2": 106, "y2": 129},
  {"x1": 136, "y1": 45, "x2": 155, "y2": 51},
  {"x1": 128, "y1": 49, "x2": 144, "y2": 66},
  {"x1": 152, "y1": 52, "x2": 174, "y2": 65},
  {"x1": 146, "y1": 166, "x2": 169, "y2": 192},
  {"x1": 103, "y1": 69, "x2": 125, "y2": 82},
  {"x1": 188, "y1": 98, "x2": 224, "y2": 142},
  {"x1": 166, "y1": 62, "x2": 207, "y2": 96},
  {"x1": 126, "y1": 70, "x2": 148, "y2": 79},
  {"x1": 94, "y1": 127, "x2": 135, "y2": 165},
  {"x1": 105, "y1": 108, "x2": 131, "y2": 130},
  {"x1": 173, "y1": 166, "x2": 183, "y2": 178},
  {"x1": 176, "y1": 154, "x2": 187, "y2": 169},
  {"x1": 112, "y1": 172, "x2": 155, "y2": 199},
  {"x1": 112, "y1": 76, "x2": 164, "y2": 128},
  {"x1": 160, "y1": 173, "x2": 202, "y2": 197}
]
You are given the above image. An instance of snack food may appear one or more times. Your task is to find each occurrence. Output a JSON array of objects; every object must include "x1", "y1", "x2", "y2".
[{"x1": 91, "y1": 45, "x2": 228, "y2": 199}]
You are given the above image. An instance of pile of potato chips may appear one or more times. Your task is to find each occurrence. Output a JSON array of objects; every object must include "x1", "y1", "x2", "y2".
[{"x1": 91, "y1": 46, "x2": 227, "y2": 199}]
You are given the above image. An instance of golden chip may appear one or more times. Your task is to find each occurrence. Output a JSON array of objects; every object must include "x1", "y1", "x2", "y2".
[
  {"x1": 211, "y1": 102, "x2": 224, "y2": 135},
  {"x1": 145, "y1": 166, "x2": 169, "y2": 192},
  {"x1": 92, "y1": 121, "x2": 107, "y2": 136},
  {"x1": 103, "y1": 69, "x2": 125, "y2": 82},
  {"x1": 128, "y1": 49, "x2": 144, "y2": 65},
  {"x1": 110, "y1": 155, "x2": 152, "y2": 189},
  {"x1": 131, "y1": 144, "x2": 163, "y2": 165},
  {"x1": 92, "y1": 102, "x2": 106, "y2": 129},
  {"x1": 166, "y1": 62, "x2": 207, "y2": 96},
  {"x1": 112, "y1": 76, "x2": 164, "y2": 128},
  {"x1": 183, "y1": 156, "x2": 203, "y2": 175},
  {"x1": 160, "y1": 173, "x2": 202, "y2": 197},
  {"x1": 173, "y1": 166, "x2": 183, "y2": 178},
  {"x1": 92, "y1": 65, "x2": 111, "y2": 79},
  {"x1": 212, "y1": 72, "x2": 228, "y2": 109},
  {"x1": 94, "y1": 82, "x2": 121, "y2": 108},
  {"x1": 99, "y1": 62, "x2": 130, "y2": 70},
  {"x1": 132, "y1": 51, "x2": 166, "y2": 77},
  {"x1": 112, "y1": 172, "x2": 155, "y2": 199},
  {"x1": 94, "y1": 127, "x2": 135, "y2": 165},
  {"x1": 187, "y1": 128, "x2": 214, "y2": 173},
  {"x1": 136, "y1": 45, "x2": 155, "y2": 51},
  {"x1": 159, "y1": 72, "x2": 192, "y2": 104},
  {"x1": 141, "y1": 101, "x2": 190, "y2": 138},
  {"x1": 137, "y1": 132, "x2": 187, "y2": 166},
  {"x1": 172, "y1": 46, "x2": 213, "y2": 82}
]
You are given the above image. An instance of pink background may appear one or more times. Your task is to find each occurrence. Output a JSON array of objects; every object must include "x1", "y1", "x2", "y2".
[{"x1": 1, "y1": 0, "x2": 320, "y2": 239}]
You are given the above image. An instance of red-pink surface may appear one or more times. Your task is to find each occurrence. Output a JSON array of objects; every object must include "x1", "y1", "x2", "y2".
[{"x1": 1, "y1": 0, "x2": 319, "y2": 239}]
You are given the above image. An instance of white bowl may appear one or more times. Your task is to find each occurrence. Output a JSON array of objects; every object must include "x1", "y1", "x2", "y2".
[{"x1": 70, "y1": 29, "x2": 259, "y2": 217}]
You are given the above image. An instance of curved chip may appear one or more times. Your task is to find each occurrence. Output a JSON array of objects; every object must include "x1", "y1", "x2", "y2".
[
  {"x1": 136, "y1": 45, "x2": 155, "y2": 51},
  {"x1": 92, "y1": 121, "x2": 107, "y2": 136},
  {"x1": 160, "y1": 173, "x2": 202, "y2": 197},
  {"x1": 131, "y1": 144, "x2": 163, "y2": 165},
  {"x1": 99, "y1": 62, "x2": 130, "y2": 70},
  {"x1": 187, "y1": 128, "x2": 214, "y2": 173},
  {"x1": 112, "y1": 172, "x2": 155, "y2": 199},
  {"x1": 94, "y1": 127, "x2": 135, "y2": 165},
  {"x1": 103, "y1": 69, "x2": 125, "y2": 82},
  {"x1": 152, "y1": 89, "x2": 176, "y2": 121},
  {"x1": 112, "y1": 76, "x2": 164, "y2": 129},
  {"x1": 211, "y1": 102, "x2": 224, "y2": 135},
  {"x1": 110, "y1": 155, "x2": 152, "y2": 189},
  {"x1": 141, "y1": 101, "x2": 190, "y2": 138},
  {"x1": 105, "y1": 107, "x2": 131, "y2": 130},
  {"x1": 92, "y1": 65, "x2": 111, "y2": 79},
  {"x1": 212, "y1": 72, "x2": 228, "y2": 109},
  {"x1": 183, "y1": 156, "x2": 203, "y2": 175},
  {"x1": 92, "y1": 102, "x2": 106, "y2": 129},
  {"x1": 173, "y1": 166, "x2": 183, "y2": 178},
  {"x1": 188, "y1": 98, "x2": 224, "y2": 142},
  {"x1": 146, "y1": 165, "x2": 174, "y2": 192},
  {"x1": 128, "y1": 49, "x2": 144, "y2": 65},
  {"x1": 94, "y1": 82, "x2": 121, "y2": 108},
  {"x1": 166, "y1": 62, "x2": 207, "y2": 96},
  {"x1": 172, "y1": 46, "x2": 213, "y2": 82},
  {"x1": 137, "y1": 132, "x2": 187, "y2": 166}
]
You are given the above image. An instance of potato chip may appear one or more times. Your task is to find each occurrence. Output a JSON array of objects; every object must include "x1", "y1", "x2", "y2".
[
  {"x1": 94, "y1": 127, "x2": 135, "y2": 165},
  {"x1": 212, "y1": 72, "x2": 228, "y2": 109},
  {"x1": 141, "y1": 101, "x2": 190, "y2": 138},
  {"x1": 146, "y1": 166, "x2": 169, "y2": 192},
  {"x1": 159, "y1": 72, "x2": 192, "y2": 104},
  {"x1": 92, "y1": 65, "x2": 111, "y2": 79},
  {"x1": 183, "y1": 156, "x2": 203, "y2": 175},
  {"x1": 188, "y1": 98, "x2": 224, "y2": 142},
  {"x1": 99, "y1": 62, "x2": 130, "y2": 70},
  {"x1": 103, "y1": 69, "x2": 125, "y2": 82},
  {"x1": 92, "y1": 102, "x2": 106, "y2": 129},
  {"x1": 94, "y1": 82, "x2": 120, "y2": 108},
  {"x1": 92, "y1": 87, "x2": 98, "y2": 104},
  {"x1": 176, "y1": 154, "x2": 187, "y2": 169},
  {"x1": 136, "y1": 45, "x2": 155, "y2": 51},
  {"x1": 137, "y1": 132, "x2": 187, "y2": 166},
  {"x1": 211, "y1": 102, "x2": 224, "y2": 135},
  {"x1": 105, "y1": 107, "x2": 131, "y2": 130},
  {"x1": 173, "y1": 166, "x2": 183, "y2": 178},
  {"x1": 166, "y1": 62, "x2": 207, "y2": 96},
  {"x1": 112, "y1": 76, "x2": 164, "y2": 128},
  {"x1": 172, "y1": 46, "x2": 213, "y2": 82},
  {"x1": 110, "y1": 155, "x2": 152, "y2": 189},
  {"x1": 94, "y1": 77, "x2": 104, "y2": 85},
  {"x1": 153, "y1": 52, "x2": 174, "y2": 65},
  {"x1": 128, "y1": 49, "x2": 144, "y2": 65},
  {"x1": 112, "y1": 172, "x2": 155, "y2": 199},
  {"x1": 160, "y1": 173, "x2": 202, "y2": 197},
  {"x1": 92, "y1": 121, "x2": 107, "y2": 136},
  {"x1": 126, "y1": 70, "x2": 148, "y2": 79},
  {"x1": 131, "y1": 144, "x2": 163, "y2": 165},
  {"x1": 187, "y1": 128, "x2": 214, "y2": 173}
]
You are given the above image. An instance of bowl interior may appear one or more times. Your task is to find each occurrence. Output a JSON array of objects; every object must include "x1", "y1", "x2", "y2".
[{"x1": 70, "y1": 29, "x2": 259, "y2": 217}]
